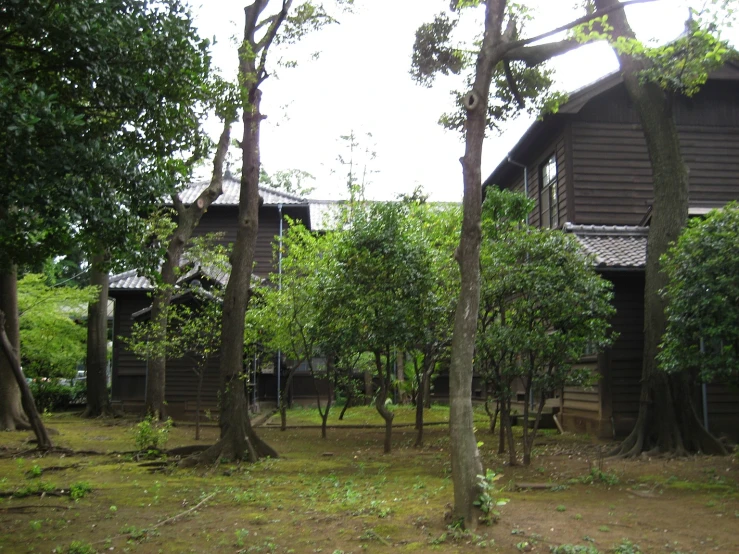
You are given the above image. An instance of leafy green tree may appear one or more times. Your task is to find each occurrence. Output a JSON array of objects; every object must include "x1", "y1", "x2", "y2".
[
  {"x1": 190, "y1": 0, "x2": 354, "y2": 466},
  {"x1": 411, "y1": 0, "x2": 645, "y2": 527},
  {"x1": 402, "y1": 198, "x2": 461, "y2": 448},
  {"x1": 0, "y1": 0, "x2": 217, "y2": 429},
  {"x1": 17, "y1": 274, "x2": 98, "y2": 382},
  {"x1": 659, "y1": 204, "x2": 739, "y2": 386},
  {"x1": 478, "y1": 189, "x2": 615, "y2": 466},
  {"x1": 589, "y1": 0, "x2": 735, "y2": 457},
  {"x1": 319, "y1": 201, "x2": 434, "y2": 453}
]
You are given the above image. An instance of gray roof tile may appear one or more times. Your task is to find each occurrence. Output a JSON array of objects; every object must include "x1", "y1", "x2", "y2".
[
  {"x1": 565, "y1": 223, "x2": 648, "y2": 270},
  {"x1": 177, "y1": 177, "x2": 308, "y2": 206},
  {"x1": 109, "y1": 269, "x2": 153, "y2": 291}
]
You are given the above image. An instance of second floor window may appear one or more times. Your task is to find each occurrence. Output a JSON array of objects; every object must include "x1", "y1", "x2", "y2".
[{"x1": 541, "y1": 155, "x2": 559, "y2": 228}]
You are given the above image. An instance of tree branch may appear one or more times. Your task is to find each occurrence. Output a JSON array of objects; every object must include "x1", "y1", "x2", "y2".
[
  {"x1": 503, "y1": 0, "x2": 659, "y2": 53},
  {"x1": 505, "y1": 39, "x2": 581, "y2": 66},
  {"x1": 503, "y1": 60, "x2": 525, "y2": 108},
  {"x1": 256, "y1": 0, "x2": 292, "y2": 81}
]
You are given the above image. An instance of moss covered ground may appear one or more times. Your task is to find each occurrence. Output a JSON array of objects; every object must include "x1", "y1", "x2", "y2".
[{"x1": 0, "y1": 407, "x2": 737, "y2": 554}]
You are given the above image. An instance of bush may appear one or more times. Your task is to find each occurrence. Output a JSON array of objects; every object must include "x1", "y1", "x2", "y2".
[
  {"x1": 29, "y1": 380, "x2": 86, "y2": 411},
  {"x1": 132, "y1": 415, "x2": 173, "y2": 452}
]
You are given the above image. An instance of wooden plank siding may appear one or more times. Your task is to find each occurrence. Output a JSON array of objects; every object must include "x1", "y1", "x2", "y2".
[
  {"x1": 571, "y1": 80, "x2": 739, "y2": 225},
  {"x1": 498, "y1": 131, "x2": 569, "y2": 229},
  {"x1": 110, "y1": 292, "x2": 150, "y2": 404},
  {"x1": 110, "y1": 203, "x2": 312, "y2": 413}
]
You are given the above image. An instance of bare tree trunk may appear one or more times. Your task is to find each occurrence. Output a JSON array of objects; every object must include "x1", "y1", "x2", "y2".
[
  {"x1": 374, "y1": 351, "x2": 394, "y2": 453},
  {"x1": 0, "y1": 311, "x2": 51, "y2": 449},
  {"x1": 595, "y1": 0, "x2": 725, "y2": 457},
  {"x1": 0, "y1": 267, "x2": 29, "y2": 431},
  {"x1": 524, "y1": 391, "x2": 546, "y2": 466},
  {"x1": 279, "y1": 364, "x2": 299, "y2": 431},
  {"x1": 145, "y1": 121, "x2": 231, "y2": 419},
  {"x1": 396, "y1": 350, "x2": 407, "y2": 404},
  {"x1": 195, "y1": 368, "x2": 204, "y2": 440},
  {"x1": 484, "y1": 393, "x2": 499, "y2": 435},
  {"x1": 84, "y1": 255, "x2": 113, "y2": 418},
  {"x1": 339, "y1": 389, "x2": 352, "y2": 420},
  {"x1": 447, "y1": 0, "x2": 511, "y2": 526},
  {"x1": 363, "y1": 369, "x2": 373, "y2": 404},
  {"x1": 415, "y1": 359, "x2": 434, "y2": 447}
]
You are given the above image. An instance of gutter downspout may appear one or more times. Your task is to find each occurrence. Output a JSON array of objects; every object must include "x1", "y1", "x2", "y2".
[
  {"x1": 277, "y1": 203, "x2": 283, "y2": 408},
  {"x1": 507, "y1": 155, "x2": 529, "y2": 225}
]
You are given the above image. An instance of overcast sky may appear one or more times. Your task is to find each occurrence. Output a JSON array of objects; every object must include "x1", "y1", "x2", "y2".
[{"x1": 191, "y1": 0, "x2": 738, "y2": 201}]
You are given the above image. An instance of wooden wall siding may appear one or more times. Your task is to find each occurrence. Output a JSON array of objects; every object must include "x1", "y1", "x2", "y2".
[
  {"x1": 705, "y1": 384, "x2": 739, "y2": 441},
  {"x1": 502, "y1": 132, "x2": 568, "y2": 228},
  {"x1": 572, "y1": 80, "x2": 739, "y2": 225},
  {"x1": 110, "y1": 292, "x2": 150, "y2": 401},
  {"x1": 194, "y1": 205, "x2": 307, "y2": 278},
  {"x1": 606, "y1": 273, "x2": 645, "y2": 434}
]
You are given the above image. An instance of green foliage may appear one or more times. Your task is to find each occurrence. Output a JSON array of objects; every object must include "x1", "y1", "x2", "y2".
[
  {"x1": 577, "y1": 467, "x2": 620, "y2": 486},
  {"x1": 659, "y1": 204, "x2": 739, "y2": 385},
  {"x1": 28, "y1": 380, "x2": 86, "y2": 412},
  {"x1": 17, "y1": 274, "x2": 98, "y2": 381},
  {"x1": 477, "y1": 188, "x2": 615, "y2": 461},
  {"x1": 58, "y1": 541, "x2": 97, "y2": 554},
  {"x1": 132, "y1": 415, "x2": 173, "y2": 452},
  {"x1": 611, "y1": 539, "x2": 642, "y2": 554},
  {"x1": 412, "y1": 3, "x2": 565, "y2": 135},
  {"x1": 69, "y1": 482, "x2": 93, "y2": 501},
  {"x1": 0, "y1": 0, "x2": 219, "y2": 266},
  {"x1": 573, "y1": 5, "x2": 736, "y2": 97},
  {"x1": 260, "y1": 168, "x2": 315, "y2": 196},
  {"x1": 472, "y1": 469, "x2": 508, "y2": 525}
]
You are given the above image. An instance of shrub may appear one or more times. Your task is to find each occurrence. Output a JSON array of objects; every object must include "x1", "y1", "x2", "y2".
[
  {"x1": 29, "y1": 380, "x2": 86, "y2": 411},
  {"x1": 132, "y1": 415, "x2": 173, "y2": 452}
]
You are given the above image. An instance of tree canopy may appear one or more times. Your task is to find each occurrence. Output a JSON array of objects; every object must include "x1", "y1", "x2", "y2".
[
  {"x1": 659, "y1": 204, "x2": 739, "y2": 385},
  {"x1": 0, "y1": 0, "x2": 218, "y2": 266}
]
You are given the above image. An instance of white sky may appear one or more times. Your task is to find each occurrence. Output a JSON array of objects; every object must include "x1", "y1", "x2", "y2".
[{"x1": 191, "y1": 0, "x2": 739, "y2": 201}]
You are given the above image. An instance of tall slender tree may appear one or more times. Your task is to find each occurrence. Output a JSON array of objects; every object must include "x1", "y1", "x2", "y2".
[
  {"x1": 412, "y1": 0, "x2": 658, "y2": 528},
  {"x1": 185, "y1": 0, "x2": 353, "y2": 465}
]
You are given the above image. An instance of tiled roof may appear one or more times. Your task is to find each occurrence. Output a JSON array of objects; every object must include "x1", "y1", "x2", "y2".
[
  {"x1": 564, "y1": 223, "x2": 648, "y2": 270},
  {"x1": 177, "y1": 264, "x2": 230, "y2": 287},
  {"x1": 109, "y1": 269, "x2": 153, "y2": 291},
  {"x1": 176, "y1": 177, "x2": 308, "y2": 206}
]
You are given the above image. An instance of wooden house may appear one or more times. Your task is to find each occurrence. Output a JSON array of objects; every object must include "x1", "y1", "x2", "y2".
[
  {"x1": 483, "y1": 63, "x2": 739, "y2": 440},
  {"x1": 108, "y1": 178, "x2": 321, "y2": 419}
]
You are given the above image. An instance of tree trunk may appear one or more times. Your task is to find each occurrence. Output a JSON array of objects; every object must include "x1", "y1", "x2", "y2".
[
  {"x1": 84, "y1": 255, "x2": 113, "y2": 418},
  {"x1": 339, "y1": 388, "x2": 352, "y2": 420},
  {"x1": 0, "y1": 311, "x2": 51, "y2": 449},
  {"x1": 447, "y1": 1, "x2": 512, "y2": 527},
  {"x1": 145, "y1": 121, "x2": 231, "y2": 419},
  {"x1": 374, "y1": 351, "x2": 394, "y2": 453},
  {"x1": 0, "y1": 267, "x2": 29, "y2": 431},
  {"x1": 396, "y1": 349, "x2": 407, "y2": 404},
  {"x1": 415, "y1": 360, "x2": 434, "y2": 447},
  {"x1": 363, "y1": 369, "x2": 373, "y2": 404},
  {"x1": 187, "y1": 3, "x2": 280, "y2": 463},
  {"x1": 195, "y1": 368, "x2": 204, "y2": 440},
  {"x1": 595, "y1": 0, "x2": 725, "y2": 457}
]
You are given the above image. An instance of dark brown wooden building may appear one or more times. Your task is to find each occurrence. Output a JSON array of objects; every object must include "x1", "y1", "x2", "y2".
[
  {"x1": 484, "y1": 63, "x2": 739, "y2": 440},
  {"x1": 108, "y1": 179, "x2": 321, "y2": 419}
]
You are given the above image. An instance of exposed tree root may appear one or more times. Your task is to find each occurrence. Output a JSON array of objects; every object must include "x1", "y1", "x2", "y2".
[{"x1": 180, "y1": 425, "x2": 278, "y2": 467}]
